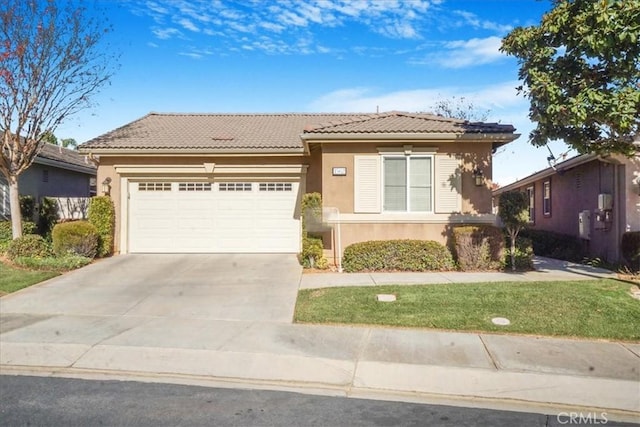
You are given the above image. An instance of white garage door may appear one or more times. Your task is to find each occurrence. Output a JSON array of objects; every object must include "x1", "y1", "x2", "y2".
[{"x1": 128, "y1": 181, "x2": 300, "y2": 253}]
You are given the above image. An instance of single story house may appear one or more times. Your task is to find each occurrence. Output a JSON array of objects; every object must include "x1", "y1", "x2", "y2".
[
  {"x1": 78, "y1": 112, "x2": 518, "y2": 260},
  {"x1": 492, "y1": 151, "x2": 640, "y2": 263},
  {"x1": 1, "y1": 143, "x2": 97, "y2": 219}
]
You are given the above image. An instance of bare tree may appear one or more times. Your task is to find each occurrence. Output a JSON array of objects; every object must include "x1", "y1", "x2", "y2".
[
  {"x1": 432, "y1": 96, "x2": 491, "y2": 122},
  {"x1": 0, "y1": 0, "x2": 117, "y2": 238}
]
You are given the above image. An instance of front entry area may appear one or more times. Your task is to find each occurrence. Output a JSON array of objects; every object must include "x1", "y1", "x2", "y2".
[{"x1": 128, "y1": 181, "x2": 300, "y2": 253}]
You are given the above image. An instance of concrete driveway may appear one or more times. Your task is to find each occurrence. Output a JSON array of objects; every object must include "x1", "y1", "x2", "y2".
[{"x1": 0, "y1": 254, "x2": 302, "y2": 323}]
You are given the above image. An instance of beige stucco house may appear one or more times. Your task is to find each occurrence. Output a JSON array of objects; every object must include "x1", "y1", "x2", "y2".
[{"x1": 79, "y1": 112, "x2": 518, "y2": 261}]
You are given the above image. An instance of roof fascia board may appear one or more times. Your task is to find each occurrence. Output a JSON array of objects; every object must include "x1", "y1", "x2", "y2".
[
  {"x1": 493, "y1": 153, "x2": 598, "y2": 194},
  {"x1": 33, "y1": 157, "x2": 96, "y2": 175},
  {"x1": 300, "y1": 132, "x2": 519, "y2": 143},
  {"x1": 79, "y1": 149, "x2": 304, "y2": 157}
]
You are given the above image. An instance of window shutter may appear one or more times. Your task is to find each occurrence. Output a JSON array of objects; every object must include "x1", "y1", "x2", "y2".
[
  {"x1": 354, "y1": 156, "x2": 381, "y2": 213},
  {"x1": 435, "y1": 155, "x2": 461, "y2": 213}
]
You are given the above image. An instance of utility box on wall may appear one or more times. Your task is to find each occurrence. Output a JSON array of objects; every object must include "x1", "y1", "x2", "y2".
[
  {"x1": 598, "y1": 193, "x2": 613, "y2": 211},
  {"x1": 579, "y1": 210, "x2": 591, "y2": 240}
]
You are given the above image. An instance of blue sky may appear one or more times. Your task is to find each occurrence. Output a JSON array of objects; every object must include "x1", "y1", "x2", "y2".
[{"x1": 56, "y1": 0, "x2": 576, "y2": 186}]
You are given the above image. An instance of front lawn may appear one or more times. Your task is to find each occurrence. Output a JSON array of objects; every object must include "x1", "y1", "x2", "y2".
[
  {"x1": 0, "y1": 261, "x2": 59, "y2": 295},
  {"x1": 295, "y1": 280, "x2": 640, "y2": 341}
]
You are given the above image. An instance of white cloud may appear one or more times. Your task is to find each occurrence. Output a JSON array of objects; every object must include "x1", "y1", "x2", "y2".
[
  {"x1": 429, "y1": 36, "x2": 506, "y2": 68},
  {"x1": 177, "y1": 18, "x2": 200, "y2": 32},
  {"x1": 452, "y1": 10, "x2": 513, "y2": 33},
  {"x1": 152, "y1": 27, "x2": 182, "y2": 40}
]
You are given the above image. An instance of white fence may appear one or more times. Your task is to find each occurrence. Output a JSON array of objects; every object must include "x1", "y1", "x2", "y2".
[{"x1": 49, "y1": 197, "x2": 91, "y2": 220}]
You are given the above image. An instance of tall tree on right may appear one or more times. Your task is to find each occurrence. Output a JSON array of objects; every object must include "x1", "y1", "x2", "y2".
[{"x1": 501, "y1": 0, "x2": 640, "y2": 156}]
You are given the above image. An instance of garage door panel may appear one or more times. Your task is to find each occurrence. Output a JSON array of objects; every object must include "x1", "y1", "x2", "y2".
[{"x1": 129, "y1": 181, "x2": 300, "y2": 253}]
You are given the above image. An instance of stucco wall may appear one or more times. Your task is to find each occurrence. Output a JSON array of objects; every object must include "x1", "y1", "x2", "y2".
[
  {"x1": 499, "y1": 156, "x2": 639, "y2": 263},
  {"x1": 318, "y1": 141, "x2": 495, "y2": 215}
]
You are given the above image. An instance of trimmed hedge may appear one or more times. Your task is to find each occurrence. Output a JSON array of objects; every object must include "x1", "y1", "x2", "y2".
[
  {"x1": 452, "y1": 225, "x2": 505, "y2": 271},
  {"x1": 520, "y1": 229, "x2": 586, "y2": 262},
  {"x1": 621, "y1": 231, "x2": 640, "y2": 270},
  {"x1": 342, "y1": 239, "x2": 456, "y2": 272},
  {"x1": 52, "y1": 220, "x2": 99, "y2": 258},
  {"x1": 7, "y1": 234, "x2": 51, "y2": 260},
  {"x1": 88, "y1": 196, "x2": 115, "y2": 257}
]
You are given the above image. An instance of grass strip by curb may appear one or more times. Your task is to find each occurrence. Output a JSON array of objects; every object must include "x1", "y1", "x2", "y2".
[{"x1": 295, "y1": 279, "x2": 640, "y2": 341}]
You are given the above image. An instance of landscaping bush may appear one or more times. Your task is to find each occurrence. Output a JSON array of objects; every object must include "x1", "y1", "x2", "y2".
[
  {"x1": 621, "y1": 231, "x2": 640, "y2": 271},
  {"x1": 13, "y1": 255, "x2": 92, "y2": 271},
  {"x1": 520, "y1": 229, "x2": 586, "y2": 262},
  {"x1": 38, "y1": 197, "x2": 59, "y2": 238},
  {"x1": 300, "y1": 192, "x2": 328, "y2": 269},
  {"x1": 19, "y1": 195, "x2": 35, "y2": 220},
  {"x1": 7, "y1": 234, "x2": 51, "y2": 260},
  {"x1": 88, "y1": 196, "x2": 115, "y2": 257},
  {"x1": 342, "y1": 239, "x2": 456, "y2": 272},
  {"x1": 452, "y1": 225, "x2": 505, "y2": 271},
  {"x1": 52, "y1": 220, "x2": 99, "y2": 258},
  {"x1": 0, "y1": 220, "x2": 37, "y2": 253},
  {"x1": 503, "y1": 237, "x2": 534, "y2": 270},
  {"x1": 301, "y1": 236, "x2": 328, "y2": 269}
]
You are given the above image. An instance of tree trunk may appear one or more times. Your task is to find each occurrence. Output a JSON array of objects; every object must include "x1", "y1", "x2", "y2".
[
  {"x1": 510, "y1": 234, "x2": 516, "y2": 272},
  {"x1": 8, "y1": 175, "x2": 23, "y2": 239}
]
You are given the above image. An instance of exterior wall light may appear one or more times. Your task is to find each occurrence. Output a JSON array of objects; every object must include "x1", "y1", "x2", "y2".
[
  {"x1": 102, "y1": 177, "x2": 112, "y2": 196},
  {"x1": 472, "y1": 168, "x2": 485, "y2": 187}
]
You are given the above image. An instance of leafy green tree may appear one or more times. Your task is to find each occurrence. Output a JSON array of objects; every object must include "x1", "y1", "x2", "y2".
[
  {"x1": 501, "y1": 0, "x2": 640, "y2": 156},
  {"x1": 60, "y1": 138, "x2": 78, "y2": 149},
  {"x1": 498, "y1": 191, "x2": 530, "y2": 271},
  {"x1": 0, "y1": 0, "x2": 117, "y2": 239}
]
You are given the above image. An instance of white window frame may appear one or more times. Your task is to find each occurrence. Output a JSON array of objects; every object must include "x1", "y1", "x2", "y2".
[
  {"x1": 526, "y1": 185, "x2": 535, "y2": 223},
  {"x1": 543, "y1": 180, "x2": 551, "y2": 217},
  {"x1": 381, "y1": 154, "x2": 434, "y2": 213}
]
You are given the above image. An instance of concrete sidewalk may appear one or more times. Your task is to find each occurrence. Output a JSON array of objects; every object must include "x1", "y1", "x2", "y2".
[
  {"x1": 1, "y1": 257, "x2": 639, "y2": 423},
  {"x1": 300, "y1": 256, "x2": 620, "y2": 289}
]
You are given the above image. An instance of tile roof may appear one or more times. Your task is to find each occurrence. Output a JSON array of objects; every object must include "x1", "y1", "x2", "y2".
[
  {"x1": 37, "y1": 143, "x2": 96, "y2": 172},
  {"x1": 303, "y1": 111, "x2": 516, "y2": 134},
  {"x1": 80, "y1": 112, "x2": 517, "y2": 153}
]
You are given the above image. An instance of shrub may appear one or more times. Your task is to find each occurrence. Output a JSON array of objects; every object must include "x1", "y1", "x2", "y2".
[
  {"x1": 342, "y1": 239, "x2": 456, "y2": 272},
  {"x1": 38, "y1": 197, "x2": 59, "y2": 238},
  {"x1": 300, "y1": 192, "x2": 328, "y2": 269},
  {"x1": 452, "y1": 225, "x2": 505, "y2": 271},
  {"x1": 13, "y1": 255, "x2": 92, "y2": 271},
  {"x1": 88, "y1": 196, "x2": 115, "y2": 257},
  {"x1": 621, "y1": 231, "x2": 640, "y2": 271},
  {"x1": 7, "y1": 234, "x2": 51, "y2": 260},
  {"x1": 301, "y1": 236, "x2": 328, "y2": 269},
  {"x1": 503, "y1": 237, "x2": 534, "y2": 270},
  {"x1": 52, "y1": 220, "x2": 99, "y2": 258},
  {"x1": 0, "y1": 221, "x2": 37, "y2": 253},
  {"x1": 520, "y1": 229, "x2": 586, "y2": 262},
  {"x1": 19, "y1": 195, "x2": 35, "y2": 220}
]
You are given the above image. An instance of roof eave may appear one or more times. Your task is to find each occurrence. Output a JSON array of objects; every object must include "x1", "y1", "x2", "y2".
[
  {"x1": 493, "y1": 153, "x2": 599, "y2": 194},
  {"x1": 300, "y1": 132, "x2": 519, "y2": 143},
  {"x1": 33, "y1": 157, "x2": 97, "y2": 175},
  {"x1": 78, "y1": 147, "x2": 305, "y2": 156}
]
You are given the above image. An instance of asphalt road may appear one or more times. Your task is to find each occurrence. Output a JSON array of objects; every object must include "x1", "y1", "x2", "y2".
[{"x1": 0, "y1": 375, "x2": 635, "y2": 427}]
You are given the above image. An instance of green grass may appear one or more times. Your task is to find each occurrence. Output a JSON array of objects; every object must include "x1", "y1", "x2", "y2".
[
  {"x1": 295, "y1": 280, "x2": 640, "y2": 341},
  {"x1": 0, "y1": 261, "x2": 59, "y2": 295}
]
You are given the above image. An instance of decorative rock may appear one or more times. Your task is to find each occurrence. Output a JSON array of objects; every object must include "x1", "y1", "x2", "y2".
[{"x1": 376, "y1": 294, "x2": 396, "y2": 302}]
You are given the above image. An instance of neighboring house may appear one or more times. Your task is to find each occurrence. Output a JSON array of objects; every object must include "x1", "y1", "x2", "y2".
[
  {"x1": 78, "y1": 112, "x2": 518, "y2": 259},
  {"x1": 493, "y1": 151, "x2": 640, "y2": 263},
  {"x1": 0, "y1": 143, "x2": 97, "y2": 219}
]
